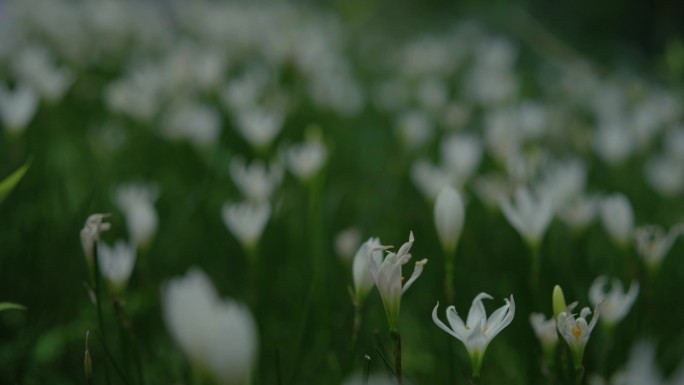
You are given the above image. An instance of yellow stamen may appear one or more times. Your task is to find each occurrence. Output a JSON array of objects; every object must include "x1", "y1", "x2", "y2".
[{"x1": 572, "y1": 325, "x2": 582, "y2": 340}]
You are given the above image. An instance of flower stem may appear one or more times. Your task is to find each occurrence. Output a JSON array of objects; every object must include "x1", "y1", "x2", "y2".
[
  {"x1": 390, "y1": 330, "x2": 402, "y2": 385},
  {"x1": 444, "y1": 248, "x2": 456, "y2": 304},
  {"x1": 92, "y1": 244, "x2": 112, "y2": 385},
  {"x1": 574, "y1": 364, "x2": 585, "y2": 385}
]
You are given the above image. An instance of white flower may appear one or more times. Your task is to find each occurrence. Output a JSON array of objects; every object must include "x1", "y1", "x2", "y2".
[
  {"x1": 98, "y1": 240, "x2": 137, "y2": 291},
  {"x1": 334, "y1": 227, "x2": 361, "y2": 263},
  {"x1": 229, "y1": 156, "x2": 283, "y2": 203},
  {"x1": 473, "y1": 173, "x2": 512, "y2": 209},
  {"x1": 235, "y1": 107, "x2": 284, "y2": 150},
  {"x1": 530, "y1": 313, "x2": 558, "y2": 352},
  {"x1": 440, "y1": 133, "x2": 482, "y2": 185},
  {"x1": 500, "y1": 186, "x2": 554, "y2": 247},
  {"x1": 432, "y1": 293, "x2": 515, "y2": 376},
  {"x1": 162, "y1": 268, "x2": 258, "y2": 385},
  {"x1": 589, "y1": 276, "x2": 639, "y2": 325},
  {"x1": 593, "y1": 124, "x2": 634, "y2": 166},
  {"x1": 556, "y1": 302, "x2": 600, "y2": 365},
  {"x1": 610, "y1": 341, "x2": 664, "y2": 385},
  {"x1": 644, "y1": 154, "x2": 684, "y2": 197},
  {"x1": 351, "y1": 237, "x2": 384, "y2": 305},
  {"x1": 368, "y1": 232, "x2": 427, "y2": 330},
  {"x1": 395, "y1": 109, "x2": 433, "y2": 150},
  {"x1": 286, "y1": 137, "x2": 327, "y2": 181},
  {"x1": 559, "y1": 194, "x2": 599, "y2": 232},
  {"x1": 162, "y1": 101, "x2": 221, "y2": 147},
  {"x1": 434, "y1": 186, "x2": 465, "y2": 254},
  {"x1": 537, "y1": 159, "x2": 587, "y2": 212},
  {"x1": 115, "y1": 183, "x2": 159, "y2": 249},
  {"x1": 599, "y1": 193, "x2": 634, "y2": 248},
  {"x1": 0, "y1": 83, "x2": 39, "y2": 133},
  {"x1": 13, "y1": 45, "x2": 74, "y2": 102},
  {"x1": 634, "y1": 223, "x2": 684, "y2": 270},
  {"x1": 80, "y1": 213, "x2": 112, "y2": 266},
  {"x1": 410, "y1": 159, "x2": 451, "y2": 202},
  {"x1": 221, "y1": 201, "x2": 271, "y2": 251}
]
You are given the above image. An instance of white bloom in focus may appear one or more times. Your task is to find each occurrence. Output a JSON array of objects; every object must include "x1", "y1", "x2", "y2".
[
  {"x1": 0, "y1": 83, "x2": 39, "y2": 133},
  {"x1": 115, "y1": 183, "x2": 159, "y2": 249},
  {"x1": 556, "y1": 302, "x2": 600, "y2": 364},
  {"x1": 634, "y1": 223, "x2": 684, "y2": 269},
  {"x1": 352, "y1": 237, "x2": 383, "y2": 305},
  {"x1": 433, "y1": 293, "x2": 515, "y2": 376},
  {"x1": 162, "y1": 268, "x2": 258, "y2": 385},
  {"x1": 440, "y1": 133, "x2": 482, "y2": 185},
  {"x1": 286, "y1": 136, "x2": 327, "y2": 181},
  {"x1": 368, "y1": 232, "x2": 427, "y2": 330},
  {"x1": 335, "y1": 227, "x2": 362, "y2": 263},
  {"x1": 235, "y1": 107, "x2": 284, "y2": 150},
  {"x1": 500, "y1": 186, "x2": 554, "y2": 247},
  {"x1": 80, "y1": 213, "x2": 112, "y2": 265},
  {"x1": 229, "y1": 156, "x2": 283, "y2": 203},
  {"x1": 530, "y1": 313, "x2": 558, "y2": 352},
  {"x1": 98, "y1": 240, "x2": 137, "y2": 291},
  {"x1": 221, "y1": 201, "x2": 271, "y2": 251},
  {"x1": 589, "y1": 276, "x2": 639, "y2": 325},
  {"x1": 434, "y1": 186, "x2": 465, "y2": 254},
  {"x1": 599, "y1": 193, "x2": 634, "y2": 248}
]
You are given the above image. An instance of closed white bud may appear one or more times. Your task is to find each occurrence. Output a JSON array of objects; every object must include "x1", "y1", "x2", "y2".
[{"x1": 433, "y1": 186, "x2": 465, "y2": 254}]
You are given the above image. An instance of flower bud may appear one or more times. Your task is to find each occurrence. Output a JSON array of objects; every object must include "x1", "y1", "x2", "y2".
[
  {"x1": 434, "y1": 186, "x2": 465, "y2": 255},
  {"x1": 552, "y1": 285, "x2": 567, "y2": 318}
]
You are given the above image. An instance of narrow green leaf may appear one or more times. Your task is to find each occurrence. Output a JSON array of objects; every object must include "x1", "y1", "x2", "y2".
[
  {"x1": 0, "y1": 162, "x2": 30, "y2": 204},
  {"x1": 0, "y1": 302, "x2": 27, "y2": 312}
]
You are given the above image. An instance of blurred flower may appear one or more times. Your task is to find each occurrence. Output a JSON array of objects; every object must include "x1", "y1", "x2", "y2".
[
  {"x1": 593, "y1": 124, "x2": 634, "y2": 166},
  {"x1": 433, "y1": 293, "x2": 515, "y2": 377},
  {"x1": 0, "y1": 83, "x2": 39, "y2": 133},
  {"x1": 537, "y1": 159, "x2": 587, "y2": 212},
  {"x1": 473, "y1": 173, "x2": 512, "y2": 209},
  {"x1": 645, "y1": 154, "x2": 684, "y2": 197},
  {"x1": 98, "y1": 240, "x2": 137, "y2": 291},
  {"x1": 335, "y1": 227, "x2": 361, "y2": 263},
  {"x1": 221, "y1": 201, "x2": 271, "y2": 253},
  {"x1": 286, "y1": 135, "x2": 327, "y2": 182},
  {"x1": 500, "y1": 186, "x2": 554, "y2": 248},
  {"x1": 557, "y1": 302, "x2": 600, "y2": 367},
  {"x1": 416, "y1": 76, "x2": 448, "y2": 112},
  {"x1": 13, "y1": 45, "x2": 74, "y2": 102},
  {"x1": 395, "y1": 109, "x2": 433, "y2": 150},
  {"x1": 162, "y1": 268, "x2": 258, "y2": 385},
  {"x1": 434, "y1": 186, "x2": 465, "y2": 255},
  {"x1": 235, "y1": 107, "x2": 284, "y2": 150},
  {"x1": 599, "y1": 193, "x2": 634, "y2": 248},
  {"x1": 105, "y1": 63, "x2": 165, "y2": 122},
  {"x1": 115, "y1": 183, "x2": 159, "y2": 249},
  {"x1": 229, "y1": 156, "x2": 283, "y2": 203},
  {"x1": 558, "y1": 194, "x2": 599, "y2": 232},
  {"x1": 411, "y1": 159, "x2": 451, "y2": 202},
  {"x1": 634, "y1": 223, "x2": 684, "y2": 270},
  {"x1": 530, "y1": 313, "x2": 558, "y2": 358},
  {"x1": 80, "y1": 213, "x2": 111, "y2": 266},
  {"x1": 162, "y1": 101, "x2": 221, "y2": 148},
  {"x1": 440, "y1": 133, "x2": 482, "y2": 186},
  {"x1": 610, "y1": 341, "x2": 664, "y2": 385},
  {"x1": 589, "y1": 276, "x2": 639, "y2": 326},
  {"x1": 368, "y1": 231, "x2": 427, "y2": 330},
  {"x1": 352, "y1": 237, "x2": 383, "y2": 306}
]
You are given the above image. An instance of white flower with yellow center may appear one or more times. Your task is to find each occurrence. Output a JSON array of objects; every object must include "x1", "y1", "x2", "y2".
[
  {"x1": 432, "y1": 293, "x2": 515, "y2": 377},
  {"x1": 556, "y1": 303, "x2": 599, "y2": 367},
  {"x1": 368, "y1": 231, "x2": 427, "y2": 330}
]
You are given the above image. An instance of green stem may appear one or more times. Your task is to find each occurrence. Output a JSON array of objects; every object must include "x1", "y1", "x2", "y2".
[
  {"x1": 444, "y1": 248, "x2": 455, "y2": 304},
  {"x1": 574, "y1": 364, "x2": 585, "y2": 385},
  {"x1": 390, "y1": 330, "x2": 402, "y2": 385},
  {"x1": 93, "y1": 244, "x2": 112, "y2": 385},
  {"x1": 362, "y1": 355, "x2": 371, "y2": 385},
  {"x1": 351, "y1": 303, "x2": 363, "y2": 355}
]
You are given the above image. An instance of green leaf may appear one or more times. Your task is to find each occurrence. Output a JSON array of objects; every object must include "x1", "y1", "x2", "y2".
[
  {"x1": 0, "y1": 162, "x2": 30, "y2": 205},
  {"x1": 0, "y1": 302, "x2": 26, "y2": 312}
]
